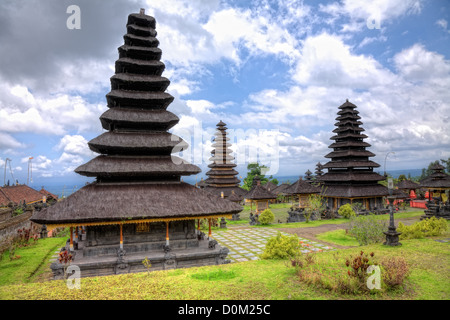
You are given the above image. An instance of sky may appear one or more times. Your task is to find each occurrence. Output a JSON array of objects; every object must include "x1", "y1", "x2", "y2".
[{"x1": 0, "y1": 0, "x2": 449, "y2": 189}]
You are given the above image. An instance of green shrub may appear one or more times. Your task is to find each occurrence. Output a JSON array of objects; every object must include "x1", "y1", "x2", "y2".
[
  {"x1": 260, "y1": 232, "x2": 300, "y2": 260},
  {"x1": 348, "y1": 214, "x2": 387, "y2": 245},
  {"x1": 259, "y1": 209, "x2": 275, "y2": 225},
  {"x1": 397, "y1": 217, "x2": 448, "y2": 240},
  {"x1": 338, "y1": 203, "x2": 356, "y2": 219}
]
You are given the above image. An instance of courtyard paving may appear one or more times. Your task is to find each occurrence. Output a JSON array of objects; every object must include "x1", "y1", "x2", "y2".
[{"x1": 211, "y1": 227, "x2": 335, "y2": 263}]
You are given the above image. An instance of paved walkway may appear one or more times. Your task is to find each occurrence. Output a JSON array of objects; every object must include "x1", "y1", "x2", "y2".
[{"x1": 212, "y1": 227, "x2": 334, "y2": 263}]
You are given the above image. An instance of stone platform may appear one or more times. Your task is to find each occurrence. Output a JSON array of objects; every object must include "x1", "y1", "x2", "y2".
[{"x1": 51, "y1": 233, "x2": 229, "y2": 279}]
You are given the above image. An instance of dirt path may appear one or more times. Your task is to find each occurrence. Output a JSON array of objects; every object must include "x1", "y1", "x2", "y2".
[{"x1": 277, "y1": 215, "x2": 422, "y2": 249}]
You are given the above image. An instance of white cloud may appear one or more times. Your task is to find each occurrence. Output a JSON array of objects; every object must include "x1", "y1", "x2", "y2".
[
  {"x1": 0, "y1": 83, "x2": 106, "y2": 136},
  {"x1": 436, "y1": 19, "x2": 449, "y2": 33},
  {"x1": 292, "y1": 33, "x2": 397, "y2": 88},
  {"x1": 0, "y1": 133, "x2": 26, "y2": 150},
  {"x1": 56, "y1": 135, "x2": 95, "y2": 158},
  {"x1": 393, "y1": 44, "x2": 450, "y2": 83},
  {"x1": 320, "y1": 0, "x2": 423, "y2": 28}
]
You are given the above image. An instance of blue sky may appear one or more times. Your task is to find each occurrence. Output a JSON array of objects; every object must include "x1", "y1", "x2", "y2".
[{"x1": 0, "y1": 0, "x2": 449, "y2": 189}]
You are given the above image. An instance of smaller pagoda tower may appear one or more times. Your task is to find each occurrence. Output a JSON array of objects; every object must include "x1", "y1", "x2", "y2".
[
  {"x1": 204, "y1": 121, "x2": 246, "y2": 200},
  {"x1": 315, "y1": 162, "x2": 324, "y2": 178}
]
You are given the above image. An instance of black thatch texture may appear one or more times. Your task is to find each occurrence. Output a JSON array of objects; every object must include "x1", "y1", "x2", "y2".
[
  {"x1": 419, "y1": 164, "x2": 450, "y2": 189},
  {"x1": 245, "y1": 184, "x2": 277, "y2": 200},
  {"x1": 88, "y1": 132, "x2": 188, "y2": 155},
  {"x1": 31, "y1": 182, "x2": 242, "y2": 225},
  {"x1": 285, "y1": 178, "x2": 321, "y2": 195},
  {"x1": 75, "y1": 155, "x2": 201, "y2": 178},
  {"x1": 396, "y1": 179, "x2": 419, "y2": 190},
  {"x1": 272, "y1": 183, "x2": 292, "y2": 195},
  {"x1": 100, "y1": 108, "x2": 179, "y2": 131},
  {"x1": 203, "y1": 186, "x2": 246, "y2": 199},
  {"x1": 323, "y1": 184, "x2": 389, "y2": 198}
]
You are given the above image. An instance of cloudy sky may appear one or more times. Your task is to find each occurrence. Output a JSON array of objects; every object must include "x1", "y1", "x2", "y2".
[{"x1": 0, "y1": 0, "x2": 449, "y2": 188}]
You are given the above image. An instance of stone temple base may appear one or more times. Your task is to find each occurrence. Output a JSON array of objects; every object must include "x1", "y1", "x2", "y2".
[{"x1": 50, "y1": 220, "x2": 230, "y2": 279}]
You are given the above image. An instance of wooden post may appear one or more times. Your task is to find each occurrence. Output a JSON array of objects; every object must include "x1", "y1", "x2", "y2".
[
  {"x1": 69, "y1": 226, "x2": 73, "y2": 251},
  {"x1": 165, "y1": 221, "x2": 169, "y2": 246},
  {"x1": 208, "y1": 218, "x2": 212, "y2": 239},
  {"x1": 197, "y1": 219, "x2": 201, "y2": 235},
  {"x1": 119, "y1": 224, "x2": 123, "y2": 249}
]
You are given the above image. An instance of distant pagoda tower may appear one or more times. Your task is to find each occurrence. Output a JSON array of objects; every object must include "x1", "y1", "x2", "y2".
[
  {"x1": 320, "y1": 100, "x2": 388, "y2": 210},
  {"x1": 204, "y1": 121, "x2": 246, "y2": 200},
  {"x1": 31, "y1": 10, "x2": 241, "y2": 279},
  {"x1": 304, "y1": 170, "x2": 313, "y2": 183},
  {"x1": 315, "y1": 162, "x2": 324, "y2": 178}
]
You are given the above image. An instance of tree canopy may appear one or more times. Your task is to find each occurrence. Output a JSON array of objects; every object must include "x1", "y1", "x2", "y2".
[{"x1": 240, "y1": 162, "x2": 278, "y2": 191}]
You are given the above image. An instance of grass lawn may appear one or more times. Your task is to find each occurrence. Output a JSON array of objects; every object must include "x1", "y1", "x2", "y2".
[
  {"x1": 316, "y1": 229, "x2": 360, "y2": 247},
  {"x1": 0, "y1": 237, "x2": 67, "y2": 286},
  {"x1": 0, "y1": 234, "x2": 448, "y2": 300}
]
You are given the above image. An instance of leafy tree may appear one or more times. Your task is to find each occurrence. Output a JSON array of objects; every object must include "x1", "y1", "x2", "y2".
[
  {"x1": 241, "y1": 162, "x2": 269, "y2": 191},
  {"x1": 398, "y1": 174, "x2": 407, "y2": 181},
  {"x1": 440, "y1": 157, "x2": 450, "y2": 174}
]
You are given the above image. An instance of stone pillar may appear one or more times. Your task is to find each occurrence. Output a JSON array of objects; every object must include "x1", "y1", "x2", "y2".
[
  {"x1": 69, "y1": 226, "x2": 74, "y2": 251},
  {"x1": 119, "y1": 224, "x2": 123, "y2": 249}
]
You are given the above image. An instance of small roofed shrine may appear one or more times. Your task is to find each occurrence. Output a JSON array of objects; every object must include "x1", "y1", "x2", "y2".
[
  {"x1": 204, "y1": 121, "x2": 246, "y2": 201},
  {"x1": 272, "y1": 182, "x2": 292, "y2": 203},
  {"x1": 397, "y1": 179, "x2": 419, "y2": 199},
  {"x1": 262, "y1": 181, "x2": 278, "y2": 192},
  {"x1": 320, "y1": 100, "x2": 389, "y2": 211},
  {"x1": 31, "y1": 10, "x2": 242, "y2": 279},
  {"x1": 419, "y1": 164, "x2": 450, "y2": 220},
  {"x1": 245, "y1": 176, "x2": 277, "y2": 216},
  {"x1": 285, "y1": 176, "x2": 321, "y2": 208}
]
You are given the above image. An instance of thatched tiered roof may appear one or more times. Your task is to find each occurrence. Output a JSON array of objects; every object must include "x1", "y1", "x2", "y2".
[
  {"x1": 272, "y1": 183, "x2": 292, "y2": 196},
  {"x1": 320, "y1": 100, "x2": 388, "y2": 199},
  {"x1": 31, "y1": 11, "x2": 241, "y2": 227},
  {"x1": 204, "y1": 121, "x2": 246, "y2": 200},
  {"x1": 285, "y1": 177, "x2": 321, "y2": 195},
  {"x1": 419, "y1": 164, "x2": 450, "y2": 189},
  {"x1": 245, "y1": 176, "x2": 277, "y2": 200},
  {"x1": 262, "y1": 181, "x2": 278, "y2": 192},
  {"x1": 396, "y1": 179, "x2": 419, "y2": 190}
]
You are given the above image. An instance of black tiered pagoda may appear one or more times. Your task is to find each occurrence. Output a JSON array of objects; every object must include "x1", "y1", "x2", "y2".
[
  {"x1": 315, "y1": 162, "x2": 324, "y2": 178},
  {"x1": 204, "y1": 121, "x2": 246, "y2": 200},
  {"x1": 320, "y1": 100, "x2": 388, "y2": 210},
  {"x1": 31, "y1": 10, "x2": 242, "y2": 278}
]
